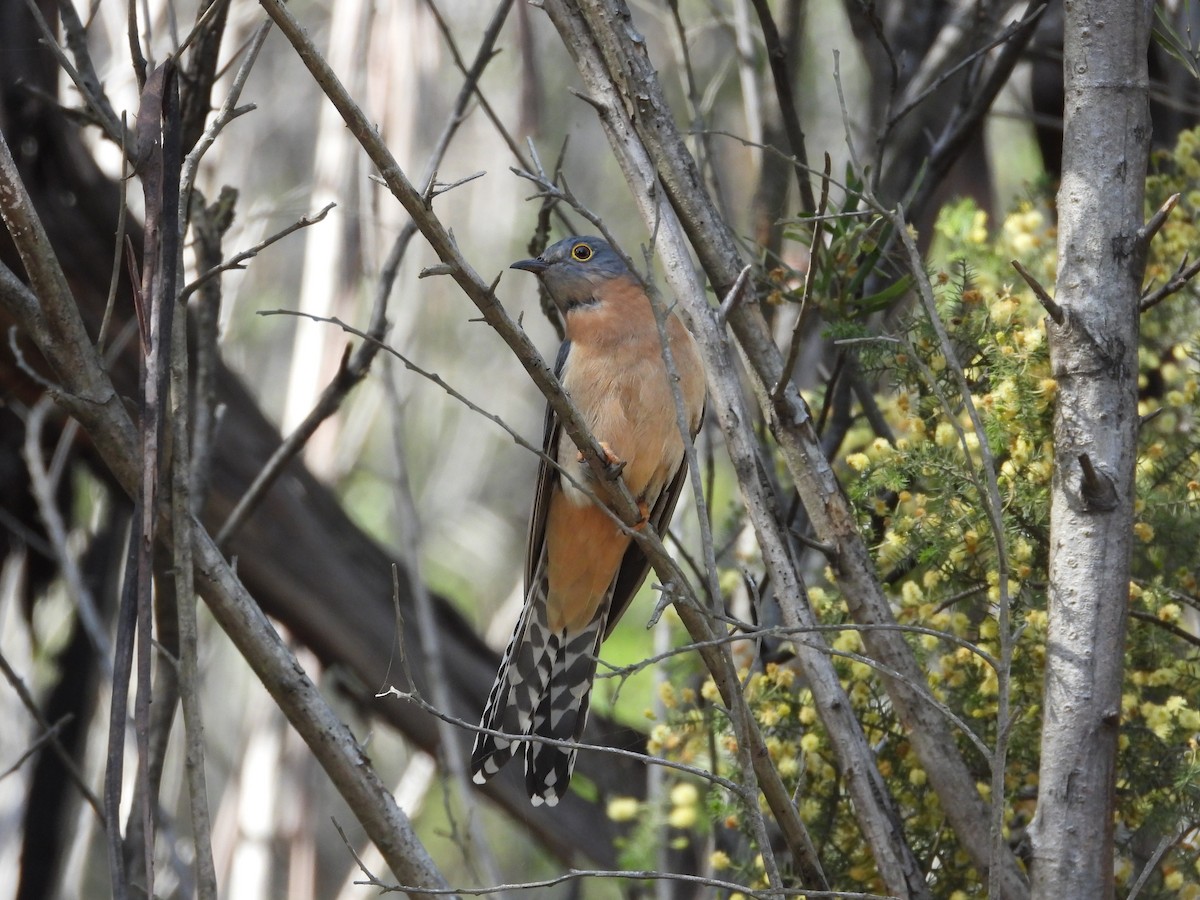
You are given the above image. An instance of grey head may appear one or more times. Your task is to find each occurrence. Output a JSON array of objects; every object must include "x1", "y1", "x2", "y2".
[{"x1": 510, "y1": 235, "x2": 632, "y2": 311}]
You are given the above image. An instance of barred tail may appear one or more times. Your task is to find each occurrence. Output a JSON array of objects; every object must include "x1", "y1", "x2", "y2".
[
  {"x1": 524, "y1": 612, "x2": 607, "y2": 807},
  {"x1": 470, "y1": 595, "x2": 552, "y2": 785}
]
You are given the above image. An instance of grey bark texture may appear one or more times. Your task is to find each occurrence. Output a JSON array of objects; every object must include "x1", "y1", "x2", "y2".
[{"x1": 1029, "y1": 2, "x2": 1153, "y2": 897}]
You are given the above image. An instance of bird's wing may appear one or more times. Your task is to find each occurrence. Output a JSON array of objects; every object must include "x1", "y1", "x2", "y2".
[
  {"x1": 604, "y1": 399, "x2": 706, "y2": 638},
  {"x1": 524, "y1": 340, "x2": 572, "y2": 591}
]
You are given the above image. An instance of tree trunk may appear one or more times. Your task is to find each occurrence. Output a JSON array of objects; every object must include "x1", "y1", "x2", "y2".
[{"x1": 1029, "y1": 2, "x2": 1152, "y2": 897}]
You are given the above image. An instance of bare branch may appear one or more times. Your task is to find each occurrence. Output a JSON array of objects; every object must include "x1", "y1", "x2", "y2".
[
  {"x1": 22, "y1": 399, "x2": 113, "y2": 670},
  {"x1": 1128, "y1": 610, "x2": 1200, "y2": 650},
  {"x1": 180, "y1": 17, "x2": 272, "y2": 203},
  {"x1": 1137, "y1": 192, "x2": 1179, "y2": 249},
  {"x1": 1140, "y1": 253, "x2": 1200, "y2": 311},
  {"x1": 0, "y1": 714, "x2": 71, "y2": 779},
  {"x1": 0, "y1": 651, "x2": 104, "y2": 818},
  {"x1": 26, "y1": 0, "x2": 131, "y2": 149},
  {"x1": 99, "y1": 114, "x2": 131, "y2": 352},
  {"x1": 1012, "y1": 258, "x2": 1063, "y2": 324},
  {"x1": 375, "y1": 869, "x2": 900, "y2": 899},
  {"x1": 419, "y1": 0, "x2": 528, "y2": 176},
  {"x1": 747, "y1": 0, "x2": 816, "y2": 212},
  {"x1": 425, "y1": 170, "x2": 487, "y2": 201},
  {"x1": 178, "y1": 201, "x2": 335, "y2": 303},
  {"x1": 775, "y1": 153, "x2": 833, "y2": 401},
  {"x1": 169, "y1": 278, "x2": 218, "y2": 899},
  {"x1": 1125, "y1": 819, "x2": 1194, "y2": 900},
  {"x1": 176, "y1": 0, "x2": 232, "y2": 57},
  {"x1": 381, "y1": 683, "x2": 746, "y2": 795},
  {"x1": 216, "y1": 226, "x2": 407, "y2": 547},
  {"x1": 886, "y1": 3, "x2": 1050, "y2": 132},
  {"x1": 716, "y1": 264, "x2": 753, "y2": 325}
]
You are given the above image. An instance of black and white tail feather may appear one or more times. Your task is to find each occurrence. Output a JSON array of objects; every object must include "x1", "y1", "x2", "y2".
[{"x1": 470, "y1": 571, "x2": 612, "y2": 806}]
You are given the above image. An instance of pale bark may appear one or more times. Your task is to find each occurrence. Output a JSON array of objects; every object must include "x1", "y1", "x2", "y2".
[{"x1": 1028, "y1": 2, "x2": 1153, "y2": 897}]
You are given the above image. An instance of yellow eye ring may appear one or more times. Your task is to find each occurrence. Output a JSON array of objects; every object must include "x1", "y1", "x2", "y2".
[{"x1": 571, "y1": 243, "x2": 593, "y2": 262}]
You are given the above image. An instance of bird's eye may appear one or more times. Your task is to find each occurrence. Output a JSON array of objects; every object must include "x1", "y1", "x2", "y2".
[{"x1": 571, "y1": 243, "x2": 593, "y2": 262}]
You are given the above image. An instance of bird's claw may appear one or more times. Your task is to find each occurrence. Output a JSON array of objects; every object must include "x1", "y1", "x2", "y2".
[{"x1": 578, "y1": 441, "x2": 623, "y2": 469}]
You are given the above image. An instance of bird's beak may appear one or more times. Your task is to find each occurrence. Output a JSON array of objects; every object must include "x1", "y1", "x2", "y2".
[{"x1": 510, "y1": 257, "x2": 549, "y2": 274}]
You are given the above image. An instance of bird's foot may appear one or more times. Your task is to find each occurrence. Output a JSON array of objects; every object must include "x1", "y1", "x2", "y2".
[{"x1": 577, "y1": 441, "x2": 623, "y2": 469}]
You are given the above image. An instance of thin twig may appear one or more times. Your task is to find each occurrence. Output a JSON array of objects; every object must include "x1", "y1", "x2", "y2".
[
  {"x1": 169, "y1": 275, "x2": 218, "y2": 898},
  {"x1": 891, "y1": 213, "x2": 1018, "y2": 900},
  {"x1": 419, "y1": 0, "x2": 527, "y2": 173},
  {"x1": 748, "y1": 0, "x2": 816, "y2": 212},
  {"x1": 705, "y1": 128, "x2": 858, "y2": 191},
  {"x1": 26, "y1": 0, "x2": 129, "y2": 149},
  {"x1": 386, "y1": 377, "x2": 507, "y2": 892},
  {"x1": 1125, "y1": 820, "x2": 1193, "y2": 900},
  {"x1": 510, "y1": 166, "x2": 625, "y2": 252},
  {"x1": 381, "y1": 683, "x2": 744, "y2": 796},
  {"x1": 716, "y1": 264, "x2": 753, "y2": 325},
  {"x1": 1129, "y1": 609, "x2": 1200, "y2": 650},
  {"x1": 0, "y1": 651, "x2": 104, "y2": 817},
  {"x1": 0, "y1": 714, "x2": 71, "y2": 779},
  {"x1": 1140, "y1": 253, "x2": 1200, "y2": 311},
  {"x1": 127, "y1": 0, "x2": 148, "y2": 89},
  {"x1": 99, "y1": 114, "x2": 130, "y2": 352},
  {"x1": 23, "y1": 398, "x2": 115, "y2": 671},
  {"x1": 178, "y1": 202, "x2": 335, "y2": 302},
  {"x1": 886, "y1": 3, "x2": 1050, "y2": 132},
  {"x1": 179, "y1": 18, "x2": 272, "y2": 207},
  {"x1": 373, "y1": 868, "x2": 898, "y2": 899},
  {"x1": 176, "y1": 0, "x2": 232, "y2": 57},
  {"x1": 425, "y1": 170, "x2": 487, "y2": 201},
  {"x1": 1137, "y1": 192, "x2": 1179, "y2": 249},
  {"x1": 216, "y1": 227, "x2": 406, "y2": 547},
  {"x1": 774, "y1": 152, "x2": 833, "y2": 401},
  {"x1": 597, "y1": 619, "x2": 1001, "y2": 682},
  {"x1": 1012, "y1": 259, "x2": 1063, "y2": 324}
]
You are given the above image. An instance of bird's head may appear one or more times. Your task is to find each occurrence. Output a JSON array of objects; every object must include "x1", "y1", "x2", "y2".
[{"x1": 510, "y1": 236, "x2": 632, "y2": 312}]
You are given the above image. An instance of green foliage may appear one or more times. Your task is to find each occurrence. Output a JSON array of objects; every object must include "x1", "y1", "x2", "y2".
[
  {"x1": 630, "y1": 130, "x2": 1200, "y2": 896},
  {"x1": 1153, "y1": 1, "x2": 1200, "y2": 81}
]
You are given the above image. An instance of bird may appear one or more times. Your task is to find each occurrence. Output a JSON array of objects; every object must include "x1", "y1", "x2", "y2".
[{"x1": 470, "y1": 235, "x2": 707, "y2": 806}]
